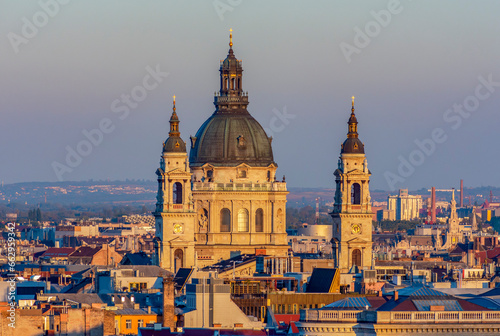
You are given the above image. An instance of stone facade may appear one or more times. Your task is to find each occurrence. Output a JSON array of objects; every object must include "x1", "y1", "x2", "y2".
[
  {"x1": 154, "y1": 33, "x2": 289, "y2": 271},
  {"x1": 331, "y1": 99, "x2": 373, "y2": 272},
  {"x1": 153, "y1": 101, "x2": 196, "y2": 273}
]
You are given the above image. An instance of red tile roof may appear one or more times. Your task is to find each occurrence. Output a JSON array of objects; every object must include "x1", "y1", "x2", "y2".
[{"x1": 41, "y1": 248, "x2": 76, "y2": 258}]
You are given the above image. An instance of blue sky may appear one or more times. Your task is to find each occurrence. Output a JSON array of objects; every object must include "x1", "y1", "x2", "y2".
[{"x1": 1, "y1": 0, "x2": 500, "y2": 191}]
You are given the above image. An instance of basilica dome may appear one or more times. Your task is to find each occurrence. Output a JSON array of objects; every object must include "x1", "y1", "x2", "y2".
[
  {"x1": 189, "y1": 34, "x2": 275, "y2": 168},
  {"x1": 189, "y1": 111, "x2": 274, "y2": 167}
]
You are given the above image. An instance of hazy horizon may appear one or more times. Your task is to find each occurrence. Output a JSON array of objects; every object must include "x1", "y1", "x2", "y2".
[{"x1": 2, "y1": 0, "x2": 500, "y2": 192}]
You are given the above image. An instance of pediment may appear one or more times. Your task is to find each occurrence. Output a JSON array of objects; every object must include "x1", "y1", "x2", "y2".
[
  {"x1": 346, "y1": 237, "x2": 369, "y2": 244},
  {"x1": 201, "y1": 163, "x2": 215, "y2": 169},
  {"x1": 166, "y1": 167, "x2": 190, "y2": 175},
  {"x1": 236, "y1": 163, "x2": 251, "y2": 169},
  {"x1": 345, "y1": 168, "x2": 365, "y2": 175}
]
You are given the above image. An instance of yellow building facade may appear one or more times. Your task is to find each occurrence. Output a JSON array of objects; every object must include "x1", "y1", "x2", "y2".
[
  {"x1": 154, "y1": 32, "x2": 288, "y2": 272},
  {"x1": 331, "y1": 99, "x2": 373, "y2": 273}
]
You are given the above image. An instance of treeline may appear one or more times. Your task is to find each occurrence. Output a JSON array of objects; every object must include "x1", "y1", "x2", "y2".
[{"x1": 376, "y1": 220, "x2": 421, "y2": 232}]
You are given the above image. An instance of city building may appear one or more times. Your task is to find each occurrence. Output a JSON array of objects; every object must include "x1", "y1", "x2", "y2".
[
  {"x1": 387, "y1": 189, "x2": 422, "y2": 221},
  {"x1": 296, "y1": 286, "x2": 500, "y2": 335}
]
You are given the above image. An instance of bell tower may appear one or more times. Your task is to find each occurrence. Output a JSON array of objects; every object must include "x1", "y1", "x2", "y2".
[
  {"x1": 331, "y1": 97, "x2": 373, "y2": 272},
  {"x1": 153, "y1": 96, "x2": 196, "y2": 273}
]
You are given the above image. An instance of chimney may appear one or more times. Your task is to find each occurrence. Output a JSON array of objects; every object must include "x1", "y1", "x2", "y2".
[
  {"x1": 394, "y1": 291, "x2": 399, "y2": 301},
  {"x1": 431, "y1": 187, "x2": 436, "y2": 224},
  {"x1": 460, "y1": 180, "x2": 464, "y2": 208},
  {"x1": 162, "y1": 276, "x2": 175, "y2": 331}
]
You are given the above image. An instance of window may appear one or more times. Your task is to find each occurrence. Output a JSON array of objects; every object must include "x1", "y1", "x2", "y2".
[
  {"x1": 125, "y1": 320, "x2": 132, "y2": 329},
  {"x1": 238, "y1": 209, "x2": 249, "y2": 232},
  {"x1": 352, "y1": 249, "x2": 361, "y2": 267},
  {"x1": 220, "y1": 208, "x2": 231, "y2": 232},
  {"x1": 351, "y1": 183, "x2": 361, "y2": 205},
  {"x1": 173, "y1": 182, "x2": 182, "y2": 204},
  {"x1": 138, "y1": 320, "x2": 144, "y2": 328},
  {"x1": 174, "y1": 249, "x2": 183, "y2": 273},
  {"x1": 255, "y1": 208, "x2": 264, "y2": 232}
]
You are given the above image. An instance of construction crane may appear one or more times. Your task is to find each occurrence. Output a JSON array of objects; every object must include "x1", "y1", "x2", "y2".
[
  {"x1": 315, "y1": 197, "x2": 320, "y2": 225},
  {"x1": 426, "y1": 189, "x2": 455, "y2": 193}
]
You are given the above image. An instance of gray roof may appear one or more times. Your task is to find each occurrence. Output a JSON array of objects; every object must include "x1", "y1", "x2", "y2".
[
  {"x1": 190, "y1": 112, "x2": 275, "y2": 167},
  {"x1": 54, "y1": 293, "x2": 104, "y2": 306}
]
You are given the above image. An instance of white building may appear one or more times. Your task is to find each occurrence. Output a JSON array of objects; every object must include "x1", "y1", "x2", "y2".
[{"x1": 387, "y1": 189, "x2": 422, "y2": 221}]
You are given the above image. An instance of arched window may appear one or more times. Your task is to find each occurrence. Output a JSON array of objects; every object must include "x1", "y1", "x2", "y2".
[
  {"x1": 352, "y1": 249, "x2": 361, "y2": 267},
  {"x1": 173, "y1": 182, "x2": 182, "y2": 204},
  {"x1": 238, "y1": 209, "x2": 249, "y2": 232},
  {"x1": 174, "y1": 249, "x2": 183, "y2": 273},
  {"x1": 231, "y1": 78, "x2": 235, "y2": 90},
  {"x1": 237, "y1": 78, "x2": 241, "y2": 90},
  {"x1": 225, "y1": 77, "x2": 229, "y2": 90},
  {"x1": 351, "y1": 183, "x2": 361, "y2": 205},
  {"x1": 255, "y1": 208, "x2": 264, "y2": 232},
  {"x1": 220, "y1": 208, "x2": 231, "y2": 232}
]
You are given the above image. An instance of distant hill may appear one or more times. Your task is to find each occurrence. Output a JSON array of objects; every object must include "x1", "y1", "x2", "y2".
[{"x1": 1, "y1": 180, "x2": 499, "y2": 208}]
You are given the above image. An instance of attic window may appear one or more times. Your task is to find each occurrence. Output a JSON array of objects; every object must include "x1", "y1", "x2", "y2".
[
  {"x1": 175, "y1": 141, "x2": 180, "y2": 148},
  {"x1": 237, "y1": 135, "x2": 246, "y2": 149}
]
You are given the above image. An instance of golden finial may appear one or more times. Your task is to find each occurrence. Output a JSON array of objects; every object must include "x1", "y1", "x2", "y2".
[
  {"x1": 173, "y1": 95, "x2": 176, "y2": 112},
  {"x1": 229, "y1": 28, "x2": 233, "y2": 48},
  {"x1": 351, "y1": 96, "x2": 355, "y2": 107}
]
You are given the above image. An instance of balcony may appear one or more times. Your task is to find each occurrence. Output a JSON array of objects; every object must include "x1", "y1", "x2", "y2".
[
  {"x1": 300, "y1": 309, "x2": 500, "y2": 324},
  {"x1": 192, "y1": 182, "x2": 287, "y2": 192}
]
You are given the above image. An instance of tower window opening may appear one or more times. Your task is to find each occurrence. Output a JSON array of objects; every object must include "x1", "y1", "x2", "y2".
[
  {"x1": 225, "y1": 77, "x2": 229, "y2": 90},
  {"x1": 352, "y1": 249, "x2": 361, "y2": 267},
  {"x1": 220, "y1": 208, "x2": 231, "y2": 232},
  {"x1": 238, "y1": 209, "x2": 249, "y2": 232},
  {"x1": 351, "y1": 183, "x2": 361, "y2": 205},
  {"x1": 231, "y1": 78, "x2": 235, "y2": 90},
  {"x1": 173, "y1": 182, "x2": 183, "y2": 204},
  {"x1": 174, "y1": 249, "x2": 183, "y2": 273}
]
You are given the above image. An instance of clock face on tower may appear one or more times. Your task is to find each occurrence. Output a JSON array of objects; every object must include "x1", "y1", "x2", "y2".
[
  {"x1": 173, "y1": 223, "x2": 184, "y2": 234},
  {"x1": 351, "y1": 223, "x2": 362, "y2": 234}
]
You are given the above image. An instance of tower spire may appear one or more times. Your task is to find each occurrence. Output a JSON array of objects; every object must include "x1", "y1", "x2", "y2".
[
  {"x1": 347, "y1": 97, "x2": 358, "y2": 139},
  {"x1": 169, "y1": 95, "x2": 180, "y2": 137},
  {"x1": 229, "y1": 28, "x2": 233, "y2": 48}
]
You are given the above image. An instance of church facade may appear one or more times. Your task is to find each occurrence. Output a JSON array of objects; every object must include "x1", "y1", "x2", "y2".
[{"x1": 153, "y1": 32, "x2": 289, "y2": 273}]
